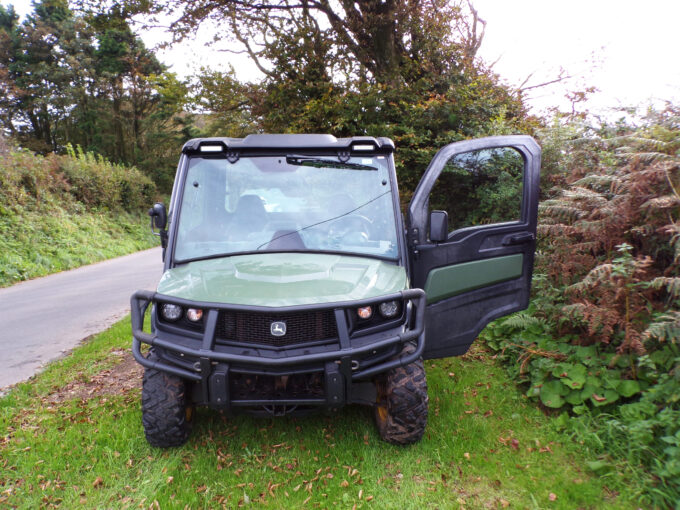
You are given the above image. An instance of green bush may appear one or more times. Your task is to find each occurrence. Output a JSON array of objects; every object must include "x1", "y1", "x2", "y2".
[
  {"x1": 0, "y1": 144, "x2": 157, "y2": 286},
  {"x1": 0, "y1": 145, "x2": 156, "y2": 214},
  {"x1": 61, "y1": 145, "x2": 156, "y2": 211},
  {"x1": 481, "y1": 106, "x2": 680, "y2": 507}
]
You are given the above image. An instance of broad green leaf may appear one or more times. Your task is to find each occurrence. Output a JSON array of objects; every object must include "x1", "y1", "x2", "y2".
[
  {"x1": 618, "y1": 380, "x2": 641, "y2": 398},
  {"x1": 589, "y1": 389, "x2": 619, "y2": 407},
  {"x1": 565, "y1": 389, "x2": 586, "y2": 405},
  {"x1": 526, "y1": 385, "x2": 540, "y2": 398},
  {"x1": 540, "y1": 380, "x2": 567, "y2": 408},
  {"x1": 602, "y1": 370, "x2": 623, "y2": 390},
  {"x1": 552, "y1": 363, "x2": 587, "y2": 389},
  {"x1": 572, "y1": 405, "x2": 587, "y2": 415},
  {"x1": 574, "y1": 345, "x2": 598, "y2": 361}
]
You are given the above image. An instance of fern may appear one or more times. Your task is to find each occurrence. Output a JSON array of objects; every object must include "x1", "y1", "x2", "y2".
[
  {"x1": 573, "y1": 219, "x2": 610, "y2": 233},
  {"x1": 617, "y1": 151, "x2": 673, "y2": 164},
  {"x1": 662, "y1": 224, "x2": 680, "y2": 265},
  {"x1": 561, "y1": 302, "x2": 586, "y2": 318},
  {"x1": 562, "y1": 186, "x2": 608, "y2": 202},
  {"x1": 641, "y1": 195, "x2": 680, "y2": 210},
  {"x1": 649, "y1": 277, "x2": 680, "y2": 298},
  {"x1": 572, "y1": 174, "x2": 621, "y2": 191},
  {"x1": 608, "y1": 135, "x2": 675, "y2": 152},
  {"x1": 537, "y1": 223, "x2": 576, "y2": 236},
  {"x1": 501, "y1": 312, "x2": 547, "y2": 330},
  {"x1": 539, "y1": 202, "x2": 583, "y2": 221},
  {"x1": 643, "y1": 311, "x2": 680, "y2": 343},
  {"x1": 568, "y1": 263, "x2": 615, "y2": 293}
]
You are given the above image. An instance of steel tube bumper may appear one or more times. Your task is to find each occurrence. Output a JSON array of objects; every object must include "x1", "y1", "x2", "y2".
[{"x1": 131, "y1": 288, "x2": 426, "y2": 384}]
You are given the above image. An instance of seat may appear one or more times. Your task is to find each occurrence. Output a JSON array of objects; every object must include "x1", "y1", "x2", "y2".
[
  {"x1": 266, "y1": 230, "x2": 306, "y2": 250},
  {"x1": 231, "y1": 194, "x2": 268, "y2": 233}
]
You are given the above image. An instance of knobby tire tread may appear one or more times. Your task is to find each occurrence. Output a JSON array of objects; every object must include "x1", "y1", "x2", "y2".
[
  {"x1": 141, "y1": 351, "x2": 193, "y2": 448},
  {"x1": 375, "y1": 344, "x2": 429, "y2": 445}
]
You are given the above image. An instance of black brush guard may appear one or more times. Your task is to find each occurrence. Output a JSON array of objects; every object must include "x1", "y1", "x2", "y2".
[{"x1": 131, "y1": 289, "x2": 425, "y2": 410}]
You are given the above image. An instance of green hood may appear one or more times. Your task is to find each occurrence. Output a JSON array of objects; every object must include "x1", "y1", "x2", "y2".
[{"x1": 157, "y1": 253, "x2": 407, "y2": 307}]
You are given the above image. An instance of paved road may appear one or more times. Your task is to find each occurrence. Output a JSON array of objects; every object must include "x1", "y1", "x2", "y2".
[{"x1": 0, "y1": 247, "x2": 163, "y2": 390}]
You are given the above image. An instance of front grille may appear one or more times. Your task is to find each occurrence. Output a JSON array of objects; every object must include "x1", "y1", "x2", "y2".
[{"x1": 215, "y1": 309, "x2": 338, "y2": 347}]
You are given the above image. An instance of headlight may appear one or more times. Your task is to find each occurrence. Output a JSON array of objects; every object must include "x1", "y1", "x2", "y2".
[
  {"x1": 357, "y1": 306, "x2": 373, "y2": 319},
  {"x1": 379, "y1": 300, "x2": 400, "y2": 318},
  {"x1": 160, "y1": 303, "x2": 182, "y2": 321},
  {"x1": 186, "y1": 308, "x2": 203, "y2": 322}
]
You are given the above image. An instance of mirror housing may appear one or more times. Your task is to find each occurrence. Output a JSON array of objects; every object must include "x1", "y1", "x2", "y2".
[
  {"x1": 429, "y1": 210, "x2": 449, "y2": 243},
  {"x1": 148, "y1": 202, "x2": 168, "y2": 252},
  {"x1": 148, "y1": 202, "x2": 167, "y2": 230}
]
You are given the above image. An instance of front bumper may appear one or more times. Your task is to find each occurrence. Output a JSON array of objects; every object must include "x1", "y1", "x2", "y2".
[{"x1": 131, "y1": 289, "x2": 425, "y2": 410}]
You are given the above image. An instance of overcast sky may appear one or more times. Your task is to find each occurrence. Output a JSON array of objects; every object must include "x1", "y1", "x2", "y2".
[
  {"x1": 7, "y1": 0, "x2": 680, "y2": 118},
  {"x1": 473, "y1": 0, "x2": 680, "y2": 116}
]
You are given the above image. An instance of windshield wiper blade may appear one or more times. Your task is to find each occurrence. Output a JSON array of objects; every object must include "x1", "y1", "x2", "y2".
[{"x1": 286, "y1": 155, "x2": 377, "y2": 171}]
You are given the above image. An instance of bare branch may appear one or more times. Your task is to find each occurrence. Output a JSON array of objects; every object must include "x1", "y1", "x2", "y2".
[
  {"x1": 228, "y1": 14, "x2": 275, "y2": 78},
  {"x1": 520, "y1": 70, "x2": 571, "y2": 92}
]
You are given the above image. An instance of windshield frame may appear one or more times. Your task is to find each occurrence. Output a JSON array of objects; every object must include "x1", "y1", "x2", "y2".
[{"x1": 165, "y1": 149, "x2": 405, "y2": 268}]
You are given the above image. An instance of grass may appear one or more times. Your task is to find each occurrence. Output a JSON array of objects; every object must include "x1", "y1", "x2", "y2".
[
  {"x1": 0, "y1": 318, "x2": 638, "y2": 509},
  {"x1": 0, "y1": 205, "x2": 155, "y2": 287},
  {"x1": 0, "y1": 145, "x2": 158, "y2": 287}
]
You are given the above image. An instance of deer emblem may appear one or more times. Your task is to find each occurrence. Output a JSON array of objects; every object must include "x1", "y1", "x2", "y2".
[{"x1": 270, "y1": 321, "x2": 287, "y2": 337}]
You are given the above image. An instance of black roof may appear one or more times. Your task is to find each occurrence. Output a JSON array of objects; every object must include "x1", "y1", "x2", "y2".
[{"x1": 182, "y1": 134, "x2": 395, "y2": 154}]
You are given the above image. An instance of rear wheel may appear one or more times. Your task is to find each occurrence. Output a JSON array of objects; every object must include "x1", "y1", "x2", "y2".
[
  {"x1": 374, "y1": 344, "x2": 429, "y2": 445},
  {"x1": 141, "y1": 351, "x2": 193, "y2": 448}
]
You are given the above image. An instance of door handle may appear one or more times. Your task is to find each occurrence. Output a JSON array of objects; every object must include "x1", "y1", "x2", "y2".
[{"x1": 502, "y1": 232, "x2": 534, "y2": 246}]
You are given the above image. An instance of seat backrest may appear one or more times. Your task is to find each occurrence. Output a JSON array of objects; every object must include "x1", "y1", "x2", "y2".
[
  {"x1": 266, "y1": 229, "x2": 306, "y2": 250},
  {"x1": 234, "y1": 194, "x2": 267, "y2": 229}
]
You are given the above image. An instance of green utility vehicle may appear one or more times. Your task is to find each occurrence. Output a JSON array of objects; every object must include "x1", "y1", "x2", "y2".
[{"x1": 131, "y1": 134, "x2": 540, "y2": 447}]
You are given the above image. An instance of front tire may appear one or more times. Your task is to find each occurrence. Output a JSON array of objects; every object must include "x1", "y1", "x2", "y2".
[
  {"x1": 141, "y1": 351, "x2": 193, "y2": 448},
  {"x1": 374, "y1": 344, "x2": 429, "y2": 445}
]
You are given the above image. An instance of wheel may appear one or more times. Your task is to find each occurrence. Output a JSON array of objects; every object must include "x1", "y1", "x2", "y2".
[
  {"x1": 374, "y1": 344, "x2": 429, "y2": 445},
  {"x1": 141, "y1": 351, "x2": 194, "y2": 448}
]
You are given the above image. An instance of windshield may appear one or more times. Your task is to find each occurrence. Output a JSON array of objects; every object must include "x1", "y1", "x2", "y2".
[{"x1": 173, "y1": 154, "x2": 399, "y2": 261}]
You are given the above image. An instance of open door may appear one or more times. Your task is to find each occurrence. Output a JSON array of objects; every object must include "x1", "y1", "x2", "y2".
[{"x1": 408, "y1": 135, "x2": 541, "y2": 359}]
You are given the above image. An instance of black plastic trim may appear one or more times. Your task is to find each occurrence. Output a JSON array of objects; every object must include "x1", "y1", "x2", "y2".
[
  {"x1": 182, "y1": 135, "x2": 395, "y2": 154},
  {"x1": 131, "y1": 289, "x2": 426, "y2": 396}
]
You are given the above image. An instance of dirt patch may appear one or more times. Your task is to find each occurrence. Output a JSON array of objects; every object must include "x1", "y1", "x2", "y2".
[{"x1": 47, "y1": 349, "x2": 143, "y2": 403}]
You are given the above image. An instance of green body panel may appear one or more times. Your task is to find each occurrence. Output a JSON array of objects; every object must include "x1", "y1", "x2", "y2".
[
  {"x1": 424, "y1": 254, "x2": 524, "y2": 304},
  {"x1": 157, "y1": 253, "x2": 408, "y2": 307}
]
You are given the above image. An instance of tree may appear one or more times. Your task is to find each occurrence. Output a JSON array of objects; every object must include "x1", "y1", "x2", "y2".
[
  {"x1": 130, "y1": 0, "x2": 535, "y2": 193},
  {"x1": 0, "y1": 0, "x2": 82, "y2": 152},
  {"x1": 0, "y1": 1, "x2": 192, "y2": 190},
  {"x1": 133, "y1": 0, "x2": 485, "y2": 87},
  {"x1": 0, "y1": 4, "x2": 20, "y2": 140}
]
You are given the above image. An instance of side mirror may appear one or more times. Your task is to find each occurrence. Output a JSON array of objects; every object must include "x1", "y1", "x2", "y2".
[
  {"x1": 148, "y1": 202, "x2": 168, "y2": 252},
  {"x1": 148, "y1": 202, "x2": 167, "y2": 230},
  {"x1": 429, "y1": 210, "x2": 448, "y2": 243}
]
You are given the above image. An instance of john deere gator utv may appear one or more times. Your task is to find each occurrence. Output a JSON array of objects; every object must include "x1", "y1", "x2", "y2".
[{"x1": 131, "y1": 134, "x2": 540, "y2": 447}]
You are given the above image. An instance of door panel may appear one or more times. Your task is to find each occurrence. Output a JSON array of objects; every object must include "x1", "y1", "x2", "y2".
[
  {"x1": 408, "y1": 136, "x2": 540, "y2": 359},
  {"x1": 424, "y1": 253, "x2": 523, "y2": 304}
]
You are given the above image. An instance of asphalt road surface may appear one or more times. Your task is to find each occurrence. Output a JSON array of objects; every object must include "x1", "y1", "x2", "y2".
[{"x1": 0, "y1": 247, "x2": 163, "y2": 390}]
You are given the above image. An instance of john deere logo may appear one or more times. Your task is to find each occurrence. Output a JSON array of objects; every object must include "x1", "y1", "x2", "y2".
[{"x1": 270, "y1": 321, "x2": 287, "y2": 337}]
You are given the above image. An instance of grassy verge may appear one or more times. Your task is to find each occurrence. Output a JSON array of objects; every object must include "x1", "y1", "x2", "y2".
[
  {"x1": 0, "y1": 319, "x2": 637, "y2": 509},
  {"x1": 0, "y1": 146, "x2": 158, "y2": 287},
  {"x1": 0, "y1": 206, "x2": 155, "y2": 287}
]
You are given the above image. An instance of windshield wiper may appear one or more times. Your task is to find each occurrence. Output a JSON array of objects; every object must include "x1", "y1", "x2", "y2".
[{"x1": 286, "y1": 155, "x2": 377, "y2": 171}]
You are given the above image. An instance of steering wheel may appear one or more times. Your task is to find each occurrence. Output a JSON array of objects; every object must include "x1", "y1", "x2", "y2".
[{"x1": 329, "y1": 214, "x2": 373, "y2": 242}]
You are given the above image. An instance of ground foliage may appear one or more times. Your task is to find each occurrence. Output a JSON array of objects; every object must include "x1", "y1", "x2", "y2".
[
  {"x1": 0, "y1": 139, "x2": 157, "y2": 286},
  {"x1": 0, "y1": 319, "x2": 633, "y2": 508},
  {"x1": 481, "y1": 105, "x2": 680, "y2": 507}
]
